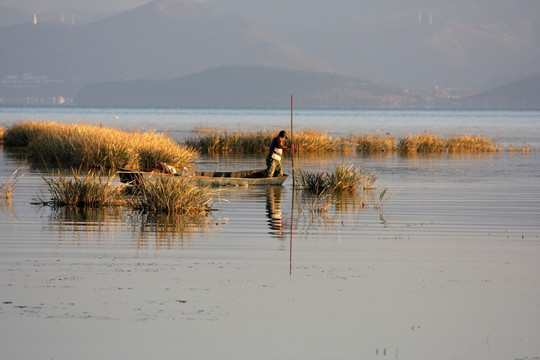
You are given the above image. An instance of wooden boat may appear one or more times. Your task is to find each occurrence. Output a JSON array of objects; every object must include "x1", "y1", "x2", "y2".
[{"x1": 117, "y1": 168, "x2": 287, "y2": 187}]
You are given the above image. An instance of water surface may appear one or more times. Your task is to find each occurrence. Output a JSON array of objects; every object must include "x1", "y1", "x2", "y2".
[{"x1": 1, "y1": 108, "x2": 539, "y2": 360}]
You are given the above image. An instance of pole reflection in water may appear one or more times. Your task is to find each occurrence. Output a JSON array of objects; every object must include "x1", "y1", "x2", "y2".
[{"x1": 265, "y1": 186, "x2": 285, "y2": 239}]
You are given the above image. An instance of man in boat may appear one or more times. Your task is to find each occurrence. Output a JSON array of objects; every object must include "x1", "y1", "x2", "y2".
[{"x1": 266, "y1": 130, "x2": 296, "y2": 177}]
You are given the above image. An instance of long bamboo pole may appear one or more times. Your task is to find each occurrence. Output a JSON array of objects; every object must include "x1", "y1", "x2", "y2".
[
  {"x1": 290, "y1": 94, "x2": 294, "y2": 173},
  {"x1": 289, "y1": 94, "x2": 294, "y2": 276}
]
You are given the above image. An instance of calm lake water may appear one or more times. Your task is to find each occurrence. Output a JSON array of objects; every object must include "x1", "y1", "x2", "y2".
[{"x1": 1, "y1": 107, "x2": 539, "y2": 360}]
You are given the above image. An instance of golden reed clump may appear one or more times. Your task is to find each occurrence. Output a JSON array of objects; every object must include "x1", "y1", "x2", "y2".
[
  {"x1": 3, "y1": 121, "x2": 198, "y2": 170},
  {"x1": 187, "y1": 128, "x2": 519, "y2": 154},
  {"x1": 443, "y1": 134, "x2": 500, "y2": 153},
  {"x1": 37, "y1": 169, "x2": 125, "y2": 208},
  {"x1": 186, "y1": 129, "x2": 272, "y2": 153},
  {"x1": 36, "y1": 168, "x2": 216, "y2": 214},
  {"x1": 130, "y1": 176, "x2": 215, "y2": 215},
  {"x1": 396, "y1": 133, "x2": 444, "y2": 153},
  {"x1": 353, "y1": 133, "x2": 395, "y2": 153},
  {"x1": 187, "y1": 129, "x2": 350, "y2": 153}
]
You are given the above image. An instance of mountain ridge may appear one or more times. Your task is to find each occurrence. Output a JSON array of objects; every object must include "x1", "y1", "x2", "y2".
[
  {"x1": 75, "y1": 66, "x2": 540, "y2": 110},
  {"x1": 74, "y1": 65, "x2": 425, "y2": 109}
]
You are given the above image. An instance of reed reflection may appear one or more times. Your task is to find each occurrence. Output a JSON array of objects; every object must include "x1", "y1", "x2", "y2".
[
  {"x1": 44, "y1": 207, "x2": 127, "y2": 247},
  {"x1": 130, "y1": 212, "x2": 213, "y2": 254},
  {"x1": 47, "y1": 207, "x2": 125, "y2": 230},
  {"x1": 266, "y1": 186, "x2": 286, "y2": 239}
]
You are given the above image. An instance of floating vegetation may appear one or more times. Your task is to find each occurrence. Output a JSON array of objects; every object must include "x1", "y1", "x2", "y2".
[
  {"x1": 36, "y1": 168, "x2": 125, "y2": 208},
  {"x1": 3, "y1": 121, "x2": 198, "y2": 169},
  {"x1": 129, "y1": 177, "x2": 216, "y2": 215},
  {"x1": 293, "y1": 163, "x2": 382, "y2": 215},
  {"x1": 375, "y1": 187, "x2": 400, "y2": 211},
  {"x1": 507, "y1": 139, "x2": 531, "y2": 152},
  {"x1": 0, "y1": 169, "x2": 25, "y2": 202},
  {"x1": 294, "y1": 163, "x2": 375, "y2": 195}
]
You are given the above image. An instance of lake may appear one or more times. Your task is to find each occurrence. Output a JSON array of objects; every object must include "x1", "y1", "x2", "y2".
[{"x1": 1, "y1": 107, "x2": 539, "y2": 360}]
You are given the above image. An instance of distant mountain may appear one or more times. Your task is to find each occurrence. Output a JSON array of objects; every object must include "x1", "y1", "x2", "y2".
[
  {"x1": 206, "y1": 0, "x2": 540, "y2": 89},
  {"x1": 0, "y1": 0, "x2": 335, "y2": 104},
  {"x1": 3, "y1": 0, "x2": 540, "y2": 107},
  {"x1": 75, "y1": 65, "x2": 422, "y2": 109},
  {"x1": 457, "y1": 75, "x2": 540, "y2": 110},
  {"x1": 76, "y1": 66, "x2": 540, "y2": 110}
]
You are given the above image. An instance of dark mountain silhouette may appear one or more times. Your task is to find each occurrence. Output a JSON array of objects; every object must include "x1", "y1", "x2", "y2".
[
  {"x1": 457, "y1": 75, "x2": 540, "y2": 110},
  {"x1": 76, "y1": 66, "x2": 540, "y2": 110},
  {"x1": 75, "y1": 65, "x2": 421, "y2": 109}
]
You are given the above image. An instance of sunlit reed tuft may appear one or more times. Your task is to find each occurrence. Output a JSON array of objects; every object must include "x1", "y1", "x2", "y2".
[
  {"x1": 294, "y1": 163, "x2": 384, "y2": 215},
  {"x1": 506, "y1": 139, "x2": 531, "y2": 152},
  {"x1": 0, "y1": 127, "x2": 5, "y2": 145},
  {"x1": 37, "y1": 168, "x2": 125, "y2": 208},
  {"x1": 353, "y1": 133, "x2": 395, "y2": 153},
  {"x1": 1, "y1": 169, "x2": 25, "y2": 202},
  {"x1": 3, "y1": 121, "x2": 198, "y2": 169},
  {"x1": 443, "y1": 134, "x2": 499, "y2": 153},
  {"x1": 130, "y1": 177, "x2": 216, "y2": 215},
  {"x1": 187, "y1": 128, "x2": 515, "y2": 154},
  {"x1": 186, "y1": 129, "x2": 349, "y2": 153},
  {"x1": 295, "y1": 163, "x2": 374, "y2": 195},
  {"x1": 396, "y1": 133, "x2": 444, "y2": 153}
]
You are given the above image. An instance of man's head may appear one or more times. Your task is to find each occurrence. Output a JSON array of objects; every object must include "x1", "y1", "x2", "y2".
[{"x1": 278, "y1": 130, "x2": 288, "y2": 139}]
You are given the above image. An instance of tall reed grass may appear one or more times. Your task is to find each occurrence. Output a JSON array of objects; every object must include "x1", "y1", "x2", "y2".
[
  {"x1": 443, "y1": 134, "x2": 499, "y2": 153},
  {"x1": 186, "y1": 129, "x2": 272, "y2": 153},
  {"x1": 37, "y1": 168, "x2": 217, "y2": 215},
  {"x1": 507, "y1": 144, "x2": 531, "y2": 152},
  {"x1": 0, "y1": 127, "x2": 5, "y2": 145},
  {"x1": 353, "y1": 133, "x2": 395, "y2": 153},
  {"x1": 131, "y1": 177, "x2": 216, "y2": 215},
  {"x1": 294, "y1": 163, "x2": 375, "y2": 195},
  {"x1": 186, "y1": 129, "x2": 351, "y2": 153},
  {"x1": 1, "y1": 169, "x2": 25, "y2": 202},
  {"x1": 37, "y1": 168, "x2": 125, "y2": 208},
  {"x1": 187, "y1": 128, "x2": 513, "y2": 154},
  {"x1": 3, "y1": 121, "x2": 198, "y2": 169},
  {"x1": 396, "y1": 133, "x2": 444, "y2": 153},
  {"x1": 294, "y1": 163, "x2": 383, "y2": 215}
]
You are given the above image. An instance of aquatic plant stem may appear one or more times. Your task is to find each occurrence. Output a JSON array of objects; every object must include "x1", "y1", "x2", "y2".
[{"x1": 290, "y1": 94, "x2": 294, "y2": 276}]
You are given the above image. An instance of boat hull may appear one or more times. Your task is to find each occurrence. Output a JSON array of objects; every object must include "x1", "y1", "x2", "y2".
[{"x1": 117, "y1": 168, "x2": 287, "y2": 187}]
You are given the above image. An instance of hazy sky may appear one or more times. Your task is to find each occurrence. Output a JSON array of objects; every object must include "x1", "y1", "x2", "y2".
[
  {"x1": 0, "y1": 0, "x2": 150, "y2": 12},
  {"x1": 2, "y1": 0, "x2": 538, "y2": 89}
]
